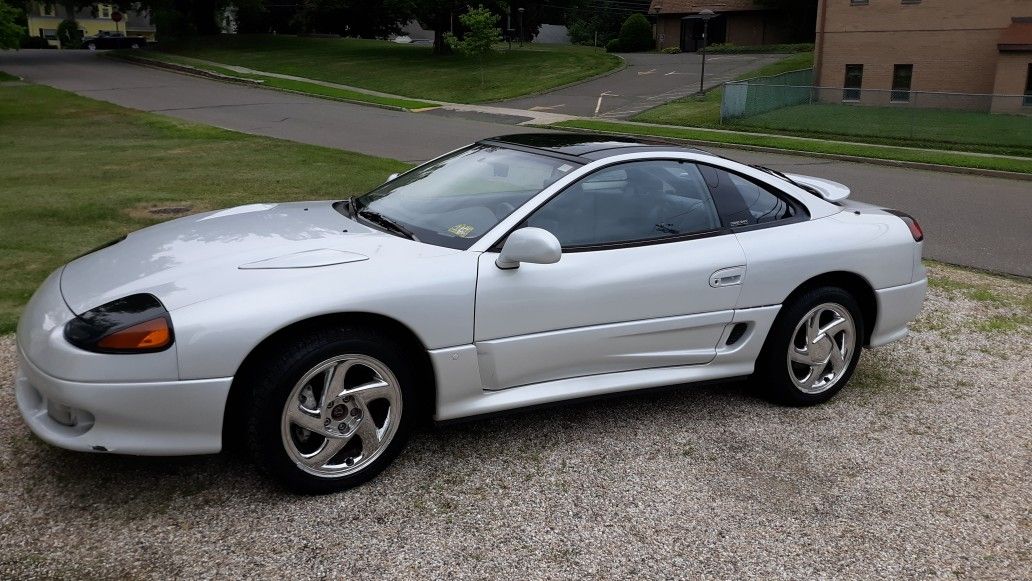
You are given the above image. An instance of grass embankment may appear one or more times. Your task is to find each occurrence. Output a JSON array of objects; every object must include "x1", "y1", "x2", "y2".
[
  {"x1": 633, "y1": 52, "x2": 1032, "y2": 157},
  {"x1": 633, "y1": 52, "x2": 814, "y2": 128},
  {"x1": 705, "y1": 43, "x2": 814, "y2": 54},
  {"x1": 111, "y1": 51, "x2": 438, "y2": 110},
  {"x1": 0, "y1": 71, "x2": 18, "y2": 81},
  {"x1": 552, "y1": 119, "x2": 1032, "y2": 174},
  {"x1": 153, "y1": 35, "x2": 622, "y2": 103},
  {"x1": 0, "y1": 83, "x2": 408, "y2": 333}
]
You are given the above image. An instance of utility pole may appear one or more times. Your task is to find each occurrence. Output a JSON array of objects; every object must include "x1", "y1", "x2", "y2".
[
  {"x1": 698, "y1": 9, "x2": 714, "y2": 95},
  {"x1": 518, "y1": 7, "x2": 524, "y2": 47}
]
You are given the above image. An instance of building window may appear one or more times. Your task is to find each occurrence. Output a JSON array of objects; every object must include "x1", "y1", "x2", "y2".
[
  {"x1": 42, "y1": 4, "x2": 55, "y2": 16},
  {"x1": 843, "y1": 64, "x2": 863, "y2": 101},
  {"x1": 850, "y1": 0, "x2": 869, "y2": 5},
  {"x1": 891, "y1": 64, "x2": 913, "y2": 103},
  {"x1": 901, "y1": 0, "x2": 922, "y2": 4},
  {"x1": 100, "y1": 4, "x2": 111, "y2": 18},
  {"x1": 1025, "y1": 64, "x2": 1032, "y2": 107}
]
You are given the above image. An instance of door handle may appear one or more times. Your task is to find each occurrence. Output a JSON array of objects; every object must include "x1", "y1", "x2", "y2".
[{"x1": 710, "y1": 266, "x2": 745, "y2": 288}]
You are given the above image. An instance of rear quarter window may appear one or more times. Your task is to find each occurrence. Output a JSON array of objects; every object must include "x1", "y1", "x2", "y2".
[{"x1": 697, "y1": 165, "x2": 796, "y2": 227}]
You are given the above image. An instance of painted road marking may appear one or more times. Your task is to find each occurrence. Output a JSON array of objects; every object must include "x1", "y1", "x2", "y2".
[
  {"x1": 665, "y1": 71, "x2": 689, "y2": 75},
  {"x1": 638, "y1": 68, "x2": 657, "y2": 76},
  {"x1": 594, "y1": 91, "x2": 617, "y2": 116},
  {"x1": 529, "y1": 104, "x2": 566, "y2": 111}
]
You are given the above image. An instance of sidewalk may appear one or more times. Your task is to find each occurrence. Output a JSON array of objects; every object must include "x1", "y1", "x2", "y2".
[{"x1": 160, "y1": 55, "x2": 580, "y2": 125}]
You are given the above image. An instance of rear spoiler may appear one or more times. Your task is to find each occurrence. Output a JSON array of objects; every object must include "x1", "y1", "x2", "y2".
[{"x1": 784, "y1": 173, "x2": 851, "y2": 202}]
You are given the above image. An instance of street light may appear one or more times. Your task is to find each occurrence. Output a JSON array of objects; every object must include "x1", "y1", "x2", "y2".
[
  {"x1": 518, "y1": 7, "x2": 525, "y2": 47},
  {"x1": 698, "y1": 9, "x2": 715, "y2": 95}
]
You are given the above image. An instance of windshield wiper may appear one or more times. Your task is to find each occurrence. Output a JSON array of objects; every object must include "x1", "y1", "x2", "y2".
[{"x1": 357, "y1": 209, "x2": 419, "y2": 242}]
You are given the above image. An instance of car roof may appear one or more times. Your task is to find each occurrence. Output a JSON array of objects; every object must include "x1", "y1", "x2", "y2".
[{"x1": 480, "y1": 133, "x2": 709, "y2": 162}]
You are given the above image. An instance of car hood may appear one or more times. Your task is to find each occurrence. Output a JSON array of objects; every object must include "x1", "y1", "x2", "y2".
[{"x1": 59, "y1": 201, "x2": 459, "y2": 314}]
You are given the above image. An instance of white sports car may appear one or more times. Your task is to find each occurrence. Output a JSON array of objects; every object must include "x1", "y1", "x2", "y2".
[{"x1": 15, "y1": 134, "x2": 927, "y2": 493}]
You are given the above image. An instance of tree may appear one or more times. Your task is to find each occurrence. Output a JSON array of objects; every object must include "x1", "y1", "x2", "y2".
[
  {"x1": 445, "y1": 5, "x2": 500, "y2": 85},
  {"x1": 410, "y1": 0, "x2": 463, "y2": 55},
  {"x1": 609, "y1": 12, "x2": 652, "y2": 52},
  {"x1": 57, "y1": 18, "x2": 83, "y2": 47},
  {"x1": 565, "y1": 0, "x2": 646, "y2": 47},
  {"x1": 0, "y1": 1, "x2": 24, "y2": 50},
  {"x1": 290, "y1": 0, "x2": 408, "y2": 37}
]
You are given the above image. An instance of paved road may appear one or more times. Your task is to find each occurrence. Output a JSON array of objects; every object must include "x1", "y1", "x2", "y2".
[
  {"x1": 2, "y1": 50, "x2": 1030, "y2": 276},
  {"x1": 494, "y1": 52, "x2": 782, "y2": 119},
  {"x1": 0, "y1": 50, "x2": 543, "y2": 164}
]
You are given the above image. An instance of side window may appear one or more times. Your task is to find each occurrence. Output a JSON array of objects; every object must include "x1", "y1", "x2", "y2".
[
  {"x1": 522, "y1": 160, "x2": 721, "y2": 248},
  {"x1": 697, "y1": 164, "x2": 794, "y2": 227}
]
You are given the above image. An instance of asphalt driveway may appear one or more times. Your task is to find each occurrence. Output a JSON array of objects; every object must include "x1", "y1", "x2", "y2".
[
  {"x1": 2, "y1": 50, "x2": 1030, "y2": 277},
  {"x1": 494, "y1": 52, "x2": 783, "y2": 118}
]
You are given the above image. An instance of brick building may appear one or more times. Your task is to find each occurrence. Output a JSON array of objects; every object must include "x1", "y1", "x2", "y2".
[
  {"x1": 649, "y1": 1, "x2": 814, "y2": 52},
  {"x1": 813, "y1": 0, "x2": 1032, "y2": 113}
]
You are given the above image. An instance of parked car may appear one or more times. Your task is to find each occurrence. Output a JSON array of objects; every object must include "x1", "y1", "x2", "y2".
[
  {"x1": 83, "y1": 32, "x2": 147, "y2": 50},
  {"x1": 14, "y1": 134, "x2": 927, "y2": 494}
]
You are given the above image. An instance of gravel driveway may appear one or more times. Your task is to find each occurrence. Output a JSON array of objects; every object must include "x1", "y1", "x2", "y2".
[{"x1": 1, "y1": 263, "x2": 1029, "y2": 580}]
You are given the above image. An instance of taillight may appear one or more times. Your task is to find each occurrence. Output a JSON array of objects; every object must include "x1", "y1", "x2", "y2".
[{"x1": 886, "y1": 209, "x2": 924, "y2": 242}]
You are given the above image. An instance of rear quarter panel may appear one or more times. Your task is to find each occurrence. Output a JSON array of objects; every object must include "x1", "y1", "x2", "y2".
[{"x1": 735, "y1": 210, "x2": 916, "y2": 309}]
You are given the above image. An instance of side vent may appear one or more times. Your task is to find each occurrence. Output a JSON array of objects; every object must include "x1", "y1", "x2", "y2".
[{"x1": 726, "y1": 323, "x2": 748, "y2": 346}]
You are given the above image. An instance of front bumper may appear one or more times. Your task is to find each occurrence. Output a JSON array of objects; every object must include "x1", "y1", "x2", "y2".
[{"x1": 15, "y1": 347, "x2": 232, "y2": 455}]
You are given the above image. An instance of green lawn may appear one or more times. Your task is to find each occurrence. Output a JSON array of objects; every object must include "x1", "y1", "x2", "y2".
[
  {"x1": 0, "y1": 71, "x2": 18, "y2": 82},
  {"x1": 112, "y1": 51, "x2": 439, "y2": 110},
  {"x1": 731, "y1": 103, "x2": 1032, "y2": 156},
  {"x1": 552, "y1": 119, "x2": 1032, "y2": 175},
  {"x1": 632, "y1": 52, "x2": 1032, "y2": 156},
  {"x1": 155, "y1": 35, "x2": 622, "y2": 103},
  {"x1": 0, "y1": 83, "x2": 408, "y2": 333}
]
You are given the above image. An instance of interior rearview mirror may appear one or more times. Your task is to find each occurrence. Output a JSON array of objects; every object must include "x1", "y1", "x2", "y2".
[{"x1": 496, "y1": 228, "x2": 562, "y2": 270}]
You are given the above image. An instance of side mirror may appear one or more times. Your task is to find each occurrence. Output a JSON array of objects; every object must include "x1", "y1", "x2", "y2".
[
  {"x1": 386, "y1": 172, "x2": 399, "y2": 182},
  {"x1": 495, "y1": 228, "x2": 562, "y2": 270}
]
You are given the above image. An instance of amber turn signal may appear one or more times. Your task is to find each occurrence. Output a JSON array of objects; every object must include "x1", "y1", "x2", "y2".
[{"x1": 96, "y1": 318, "x2": 172, "y2": 351}]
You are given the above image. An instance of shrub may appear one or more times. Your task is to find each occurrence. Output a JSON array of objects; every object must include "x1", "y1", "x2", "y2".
[
  {"x1": 661, "y1": 46, "x2": 680, "y2": 54},
  {"x1": 20, "y1": 35, "x2": 53, "y2": 49},
  {"x1": 56, "y1": 19, "x2": 83, "y2": 49},
  {"x1": 616, "y1": 13, "x2": 653, "y2": 52},
  {"x1": 605, "y1": 38, "x2": 621, "y2": 53}
]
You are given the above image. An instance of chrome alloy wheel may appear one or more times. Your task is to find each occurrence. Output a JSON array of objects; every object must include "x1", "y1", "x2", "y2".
[
  {"x1": 786, "y1": 303, "x2": 856, "y2": 395},
  {"x1": 280, "y1": 354, "x2": 402, "y2": 477}
]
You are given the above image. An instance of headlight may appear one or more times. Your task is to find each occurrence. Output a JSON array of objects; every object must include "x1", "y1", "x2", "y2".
[{"x1": 64, "y1": 294, "x2": 174, "y2": 354}]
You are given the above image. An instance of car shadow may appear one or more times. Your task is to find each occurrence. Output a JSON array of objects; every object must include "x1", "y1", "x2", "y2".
[{"x1": 13, "y1": 378, "x2": 759, "y2": 513}]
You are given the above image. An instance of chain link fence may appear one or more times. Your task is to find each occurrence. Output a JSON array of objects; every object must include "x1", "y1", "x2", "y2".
[{"x1": 721, "y1": 72, "x2": 1032, "y2": 153}]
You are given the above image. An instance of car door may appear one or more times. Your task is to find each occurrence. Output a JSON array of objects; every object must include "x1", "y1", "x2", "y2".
[{"x1": 473, "y1": 159, "x2": 746, "y2": 391}]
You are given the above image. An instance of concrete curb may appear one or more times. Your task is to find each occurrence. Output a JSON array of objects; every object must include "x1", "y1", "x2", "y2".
[
  {"x1": 109, "y1": 54, "x2": 428, "y2": 113},
  {"x1": 551, "y1": 125, "x2": 1032, "y2": 182}
]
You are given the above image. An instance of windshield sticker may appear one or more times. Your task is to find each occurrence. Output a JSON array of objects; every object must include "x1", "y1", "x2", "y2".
[
  {"x1": 557, "y1": 164, "x2": 574, "y2": 173},
  {"x1": 448, "y1": 224, "x2": 476, "y2": 238}
]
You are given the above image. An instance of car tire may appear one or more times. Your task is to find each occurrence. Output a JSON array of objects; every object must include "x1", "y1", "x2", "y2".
[
  {"x1": 87, "y1": 43, "x2": 97, "y2": 51},
  {"x1": 244, "y1": 326, "x2": 417, "y2": 494},
  {"x1": 130, "y1": 43, "x2": 140, "y2": 49},
  {"x1": 754, "y1": 286, "x2": 865, "y2": 406}
]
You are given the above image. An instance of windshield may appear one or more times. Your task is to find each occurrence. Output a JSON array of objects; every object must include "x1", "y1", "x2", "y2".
[{"x1": 351, "y1": 145, "x2": 580, "y2": 249}]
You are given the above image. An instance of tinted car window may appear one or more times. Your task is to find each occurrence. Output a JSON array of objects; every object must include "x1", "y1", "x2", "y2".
[
  {"x1": 697, "y1": 165, "x2": 794, "y2": 227},
  {"x1": 522, "y1": 160, "x2": 721, "y2": 248}
]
